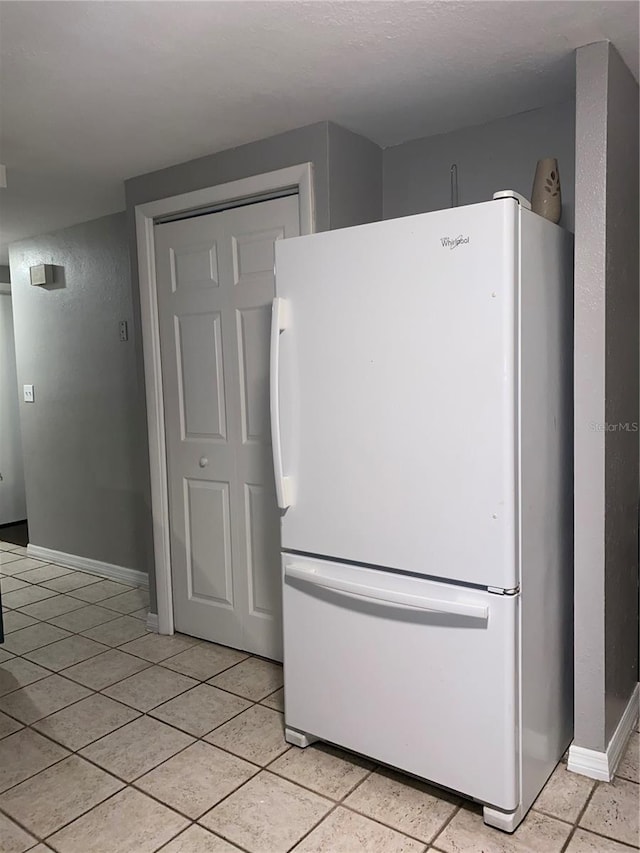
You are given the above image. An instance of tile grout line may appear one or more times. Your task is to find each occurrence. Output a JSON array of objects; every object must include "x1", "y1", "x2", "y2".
[
  {"x1": 193, "y1": 813, "x2": 256, "y2": 853},
  {"x1": 1, "y1": 644, "x2": 280, "y2": 731},
  {"x1": 1, "y1": 655, "x2": 289, "y2": 801},
  {"x1": 148, "y1": 822, "x2": 203, "y2": 853},
  {"x1": 572, "y1": 779, "x2": 600, "y2": 840},
  {"x1": 6, "y1": 604, "x2": 137, "y2": 633},
  {"x1": 245, "y1": 759, "x2": 376, "y2": 852},
  {"x1": 18, "y1": 641, "x2": 120, "y2": 677},
  {"x1": 565, "y1": 825, "x2": 640, "y2": 851},
  {"x1": 274, "y1": 759, "x2": 449, "y2": 851},
  {"x1": 293, "y1": 763, "x2": 435, "y2": 850},
  {"x1": 19, "y1": 786, "x2": 155, "y2": 849},
  {"x1": 0, "y1": 746, "x2": 79, "y2": 841},
  {"x1": 566, "y1": 787, "x2": 640, "y2": 852},
  {"x1": 279, "y1": 761, "x2": 446, "y2": 853},
  {"x1": 126, "y1": 756, "x2": 261, "y2": 824},
  {"x1": 1, "y1": 583, "x2": 146, "y2": 651},
  {"x1": 1, "y1": 704, "x2": 262, "y2": 848},
  {"x1": 1, "y1": 675, "x2": 250, "y2": 754},
  {"x1": 559, "y1": 824, "x2": 579, "y2": 853},
  {"x1": 265, "y1": 757, "x2": 378, "y2": 805},
  {"x1": 529, "y1": 803, "x2": 587, "y2": 828},
  {"x1": 23, "y1": 599, "x2": 143, "y2": 625},
  {"x1": 30, "y1": 697, "x2": 295, "y2": 850},
  {"x1": 342, "y1": 800, "x2": 459, "y2": 849},
  {"x1": 417, "y1": 798, "x2": 463, "y2": 851},
  {"x1": 280, "y1": 799, "x2": 344, "y2": 851}
]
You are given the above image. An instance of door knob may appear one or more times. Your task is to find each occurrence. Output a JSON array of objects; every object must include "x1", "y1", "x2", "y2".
[{"x1": 199, "y1": 457, "x2": 209, "y2": 468}]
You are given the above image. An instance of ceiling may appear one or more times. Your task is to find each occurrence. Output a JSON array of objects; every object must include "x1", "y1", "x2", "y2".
[{"x1": 0, "y1": 1, "x2": 638, "y2": 264}]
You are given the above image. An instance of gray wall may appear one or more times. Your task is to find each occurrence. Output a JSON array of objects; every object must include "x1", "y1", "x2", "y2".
[
  {"x1": 8, "y1": 213, "x2": 152, "y2": 572},
  {"x1": 328, "y1": 123, "x2": 383, "y2": 230},
  {"x1": 126, "y1": 122, "x2": 332, "y2": 229},
  {"x1": 574, "y1": 42, "x2": 639, "y2": 751},
  {"x1": 0, "y1": 265, "x2": 10, "y2": 283},
  {"x1": 603, "y1": 45, "x2": 640, "y2": 742},
  {"x1": 0, "y1": 291, "x2": 26, "y2": 524},
  {"x1": 383, "y1": 100, "x2": 576, "y2": 231},
  {"x1": 125, "y1": 121, "x2": 382, "y2": 610}
]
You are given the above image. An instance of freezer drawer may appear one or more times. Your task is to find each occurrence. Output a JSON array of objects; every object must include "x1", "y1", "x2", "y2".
[{"x1": 283, "y1": 555, "x2": 519, "y2": 811}]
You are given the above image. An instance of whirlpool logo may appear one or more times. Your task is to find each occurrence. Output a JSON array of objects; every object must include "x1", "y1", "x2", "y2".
[{"x1": 440, "y1": 234, "x2": 470, "y2": 249}]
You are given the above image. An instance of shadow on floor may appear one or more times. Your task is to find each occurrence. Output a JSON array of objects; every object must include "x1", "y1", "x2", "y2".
[{"x1": 0, "y1": 520, "x2": 29, "y2": 547}]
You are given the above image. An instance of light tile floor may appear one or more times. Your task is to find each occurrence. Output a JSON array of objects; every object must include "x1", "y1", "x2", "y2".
[{"x1": 1, "y1": 542, "x2": 638, "y2": 852}]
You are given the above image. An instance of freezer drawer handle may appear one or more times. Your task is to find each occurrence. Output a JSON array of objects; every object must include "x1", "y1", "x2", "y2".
[
  {"x1": 285, "y1": 564, "x2": 489, "y2": 620},
  {"x1": 270, "y1": 297, "x2": 294, "y2": 509}
]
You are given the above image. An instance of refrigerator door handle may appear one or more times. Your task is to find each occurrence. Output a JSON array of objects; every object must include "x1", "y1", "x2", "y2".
[
  {"x1": 285, "y1": 564, "x2": 489, "y2": 620},
  {"x1": 270, "y1": 297, "x2": 294, "y2": 509}
]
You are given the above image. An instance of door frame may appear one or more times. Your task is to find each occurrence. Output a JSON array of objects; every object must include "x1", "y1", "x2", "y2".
[{"x1": 135, "y1": 163, "x2": 315, "y2": 635}]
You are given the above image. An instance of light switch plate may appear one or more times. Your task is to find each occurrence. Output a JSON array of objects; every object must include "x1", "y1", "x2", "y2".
[{"x1": 23, "y1": 384, "x2": 34, "y2": 403}]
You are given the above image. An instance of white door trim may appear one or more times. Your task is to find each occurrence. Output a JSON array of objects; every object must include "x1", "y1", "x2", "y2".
[{"x1": 135, "y1": 163, "x2": 315, "y2": 635}]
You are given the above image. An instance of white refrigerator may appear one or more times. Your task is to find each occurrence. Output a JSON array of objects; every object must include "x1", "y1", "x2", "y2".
[{"x1": 271, "y1": 192, "x2": 574, "y2": 832}]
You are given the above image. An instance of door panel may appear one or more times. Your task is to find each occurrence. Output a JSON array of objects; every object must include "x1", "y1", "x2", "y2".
[
  {"x1": 171, "y1": 242, "x2": 219, "y2": 290},
  {"x1": 244, "y1": 482, "x2": 280, "y2": 615},
  {"x1": 275, "y1": 200, "x2": 518, "y2": 590},
  {"x1": 185, "y1": 479, "x2": 233, "y2": 605},
  {"x1": 176, "y1": 312, "x2": 226, "y2": 440},
  {"x1": 155, "y1": 194, "x2": 300, "y2": 658},
  {"x1": 283, "y1": 554, "x2": 519, "y2": 810},
  {"x1": 233, "y1": 227, "x2": 284, "y2": 284},
  {"x1": 237, "y1": 306, "x2": 271, "y2": 442}
]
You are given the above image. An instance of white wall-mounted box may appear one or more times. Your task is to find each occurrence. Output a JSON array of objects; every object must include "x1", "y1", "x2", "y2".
[{"x1": 30, "y1": 264, "x2": 53, "y2": 286}]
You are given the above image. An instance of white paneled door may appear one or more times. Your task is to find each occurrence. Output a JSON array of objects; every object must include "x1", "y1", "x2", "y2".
[{"x1": 154, "y1": 195, "x2": 300, "y2": 660}]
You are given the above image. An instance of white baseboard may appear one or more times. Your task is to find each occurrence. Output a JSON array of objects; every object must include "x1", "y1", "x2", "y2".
[
  {"x1": 567, "y1": 744, "x2": 611, "y2": 781},
  {"x1": 146, "y1": 612, "x2": 159, "y2": 633},
  {"x1": 568, "y1": 682, "x2": 639, "y2": 781},
  {"x1": 26, "y1": 544, "x2": 148, "y2": 588}
]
